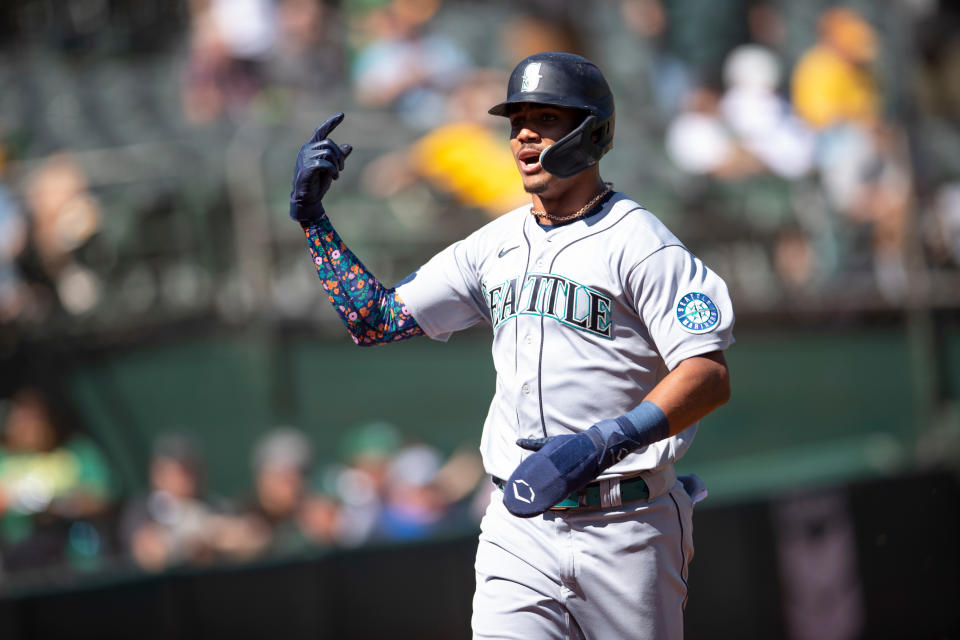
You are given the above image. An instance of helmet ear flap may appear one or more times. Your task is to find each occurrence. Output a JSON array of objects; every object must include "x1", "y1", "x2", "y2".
[{"x1": 540, "y1": 115, "x2": 605, "y2": 178}]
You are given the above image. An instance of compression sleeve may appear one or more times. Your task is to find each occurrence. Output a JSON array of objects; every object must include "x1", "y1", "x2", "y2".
[{"x1": 302, "y1": 216, "x2": 424, "y2": 346}]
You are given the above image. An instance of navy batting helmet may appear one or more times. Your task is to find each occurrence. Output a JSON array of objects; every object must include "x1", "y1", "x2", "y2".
[{"x1": 489, "y1": 51, "x2": 615, "y2": 178}]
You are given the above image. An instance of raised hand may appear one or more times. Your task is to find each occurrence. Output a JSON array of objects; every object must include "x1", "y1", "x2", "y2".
[{"x1": 290, "y1": 112, "x2": 354, "y2": 221}]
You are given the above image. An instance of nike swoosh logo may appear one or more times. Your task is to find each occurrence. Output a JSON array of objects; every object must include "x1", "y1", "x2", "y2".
[{"x1": 498, "y1": 246, "x2": 519, "y2": 258}]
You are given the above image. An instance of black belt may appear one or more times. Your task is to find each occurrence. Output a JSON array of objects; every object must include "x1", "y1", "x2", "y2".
[{"x1": 493, "y1": 475, "x2": 649, "y2": 510}]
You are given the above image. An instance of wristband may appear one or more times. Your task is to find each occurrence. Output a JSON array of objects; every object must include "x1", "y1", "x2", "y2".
[{"x1": 594, "y1": 401, "x2": 670, "y2": 450}]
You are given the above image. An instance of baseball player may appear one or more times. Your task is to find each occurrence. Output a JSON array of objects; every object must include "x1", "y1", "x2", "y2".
[{"x1": 289, "y1": 51, "x2": 733, "y2": 639}]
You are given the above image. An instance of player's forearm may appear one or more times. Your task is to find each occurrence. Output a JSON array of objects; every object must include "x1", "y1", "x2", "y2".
[
  {"x1": 643, "y1": 350, "x2": 731, "y2": 435},
  {"x1": 578, "y1": 351, "x2": 730, "y2": 467},
  {"x1": 301, "y1": 216, "x2": 424, "y2": 345}
]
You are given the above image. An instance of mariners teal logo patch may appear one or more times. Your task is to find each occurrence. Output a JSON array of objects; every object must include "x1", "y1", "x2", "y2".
[{"x1": 676, "y1": 292, "x2": 720, "y2": 334}]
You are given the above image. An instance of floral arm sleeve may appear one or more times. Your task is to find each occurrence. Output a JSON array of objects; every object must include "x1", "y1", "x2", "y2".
[{"x1": 302, "y1": 216, "x2": 424, "y2": 346}]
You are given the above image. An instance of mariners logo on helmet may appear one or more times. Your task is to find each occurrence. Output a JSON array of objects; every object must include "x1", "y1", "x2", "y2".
[
  {"x1": 675, "y1": 292, "x2": 720, "y2": 334},
  {"x1": 520, "y1": 62, "x2": 542, "y2": 92}
]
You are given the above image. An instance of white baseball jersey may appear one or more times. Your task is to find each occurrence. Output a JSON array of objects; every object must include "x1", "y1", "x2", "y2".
[{"x1": 396, "y1": 192, "x2": 735, "y2": 482}]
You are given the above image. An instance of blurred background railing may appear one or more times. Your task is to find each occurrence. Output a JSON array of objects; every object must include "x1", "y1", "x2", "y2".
[{"x1": 0, "y1": 0, "x2": 958, "y2": 637}]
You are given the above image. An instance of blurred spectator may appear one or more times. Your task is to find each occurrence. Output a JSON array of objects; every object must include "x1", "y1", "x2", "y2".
[
  {"x1": 267, "y1": 0, "x2": 346, "y2": 96},
  {"x1": 925, "y1": 181, "x2": 960, "y2": 268},
  {"x1": 665, "y1": 82, "x2": 764, "y2": 180},
  {"x1": 719, "y1": 44, "x2": 815, "y2": 181},
  {"x1": 0, "y1": 134, "x2": 27, "y2": 323},
  {"x1": 20, "y1": 152, "x2": 105, "y2": 319},
  {"x1": 375, "y1": 442, "x2": 446, "y2": 541},
  {"x1": 241, "y1": 426, "x2": 317, "y2": 555},
  {"x1": 773, "y1": 225, "x2": 817, "y2": 293},
  {"x1": 718, "y1": 44, "x2": 819, "y2": 292},
  {"x1": 429, "y1": 444, "x2": 486, "y2": 527},
  {"x1": 0, "y1": 185, "x2": 25, "y2": 322},
  {"x1": 332, "y1": 420, "x2": 400, "y2": 546},
  {"x1": 296, "y1": 480, "x2": 343, "y2": 548},
  {"x1": 791, "y1": 7, "x2": 880, "y2": 132},
  {"x1": 121, "y1": 433, "x2": 265, "y2": 572},
  {"x1": 182, "y1": 0, "x2": 277, "y2": 124},
  {"x1": 822, "y1": 122, "x2": 913, "y2": 298},
  {"x1": 364, "y1": 437, "x2": 485, "y2": 542},
  {"x1": 120, "y1": 434, "x2": 217, "y2": 571},
  {"x1": 361, "y1": 68, "x2": 528, "y2": 223},
  {"x1": 349, "y1": 0, "x2": 473, "y2": 130},
  {"x1": 0, "y1": 387, "x2": 115, "y2": 575}
]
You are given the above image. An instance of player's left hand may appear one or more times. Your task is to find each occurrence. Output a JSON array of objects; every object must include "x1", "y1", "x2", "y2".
[
  {"x1": 290, "y1": 112, "x2": 353, "y2": 221},
  {"x1": 502, "y1": 430, "x2": 605, "y2": 518}
]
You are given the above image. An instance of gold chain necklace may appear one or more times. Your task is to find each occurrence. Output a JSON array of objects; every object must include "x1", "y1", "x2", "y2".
[{"x1": 530, "y1": 183, "x2": 613, "y2": 223}]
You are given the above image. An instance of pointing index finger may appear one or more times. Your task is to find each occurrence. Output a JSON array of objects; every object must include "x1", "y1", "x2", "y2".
[{"x1": 310, "y1": 112, "x2": 345, "y2": 143}]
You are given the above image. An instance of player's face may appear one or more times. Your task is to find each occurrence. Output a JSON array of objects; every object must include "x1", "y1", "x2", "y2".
[{"x1": 508, "y1": 104, "x2": 583, "y2": 194}]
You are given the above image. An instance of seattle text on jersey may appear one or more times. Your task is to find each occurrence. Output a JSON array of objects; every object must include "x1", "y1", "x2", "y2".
[{"x1": 482, "y1": 272, "x2": 614, "y2": 339}]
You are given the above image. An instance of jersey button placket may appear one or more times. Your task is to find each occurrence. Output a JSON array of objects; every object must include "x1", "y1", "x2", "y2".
[
  {"x1": 514, "y1": 307, "x2": 541, "y2": 438},
  {"x1": 518, "y1": 231, "x2": 547, "y2": 438}
]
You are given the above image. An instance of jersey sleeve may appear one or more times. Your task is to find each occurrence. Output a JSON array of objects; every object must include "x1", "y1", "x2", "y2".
[
  {"x1": 628, "y1": 245, "x2": 735, "y2": 370},
  {"x1": 395, "y1": 238, "x2": 489, "y2": 342}
]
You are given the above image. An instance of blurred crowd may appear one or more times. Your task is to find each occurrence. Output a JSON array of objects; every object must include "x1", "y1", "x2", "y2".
[
  {"x1": 0, "y1": 0, "x2": 958, "y2": 339},
  {"x1": 660, "y1": 5, "x2": 918, "y2": 302},
  {"x1": 0, "y1": 386, "x2": 488, "y2": 582}
]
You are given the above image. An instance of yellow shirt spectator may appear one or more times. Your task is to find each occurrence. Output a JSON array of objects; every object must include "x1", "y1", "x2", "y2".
[
  {"x1": 410, "y1": 122, "x2": 529, "y2": 218},
  {"x1": 792, "y1": 45, "x2": 879, "y2": 130},
  {"x1": 791, "y1": 7, "x2": 881, "y2": 130}
]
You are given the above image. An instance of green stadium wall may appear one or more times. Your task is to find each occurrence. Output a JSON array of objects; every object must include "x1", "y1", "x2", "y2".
[{"x1": 66, "y1": 321, "x2": 959, "y2": 502}]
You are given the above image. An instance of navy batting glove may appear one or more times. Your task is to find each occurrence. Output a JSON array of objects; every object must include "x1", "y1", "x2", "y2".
[
  {"x1": 503, "y1": 402, "x2": 670, "y2": 518},
  {"x1": 290, "y1": 112, "x2": 353, "y2": 222},
  {"x1": 504, "y1": 430, "x2": 604, "y2": 517}
]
